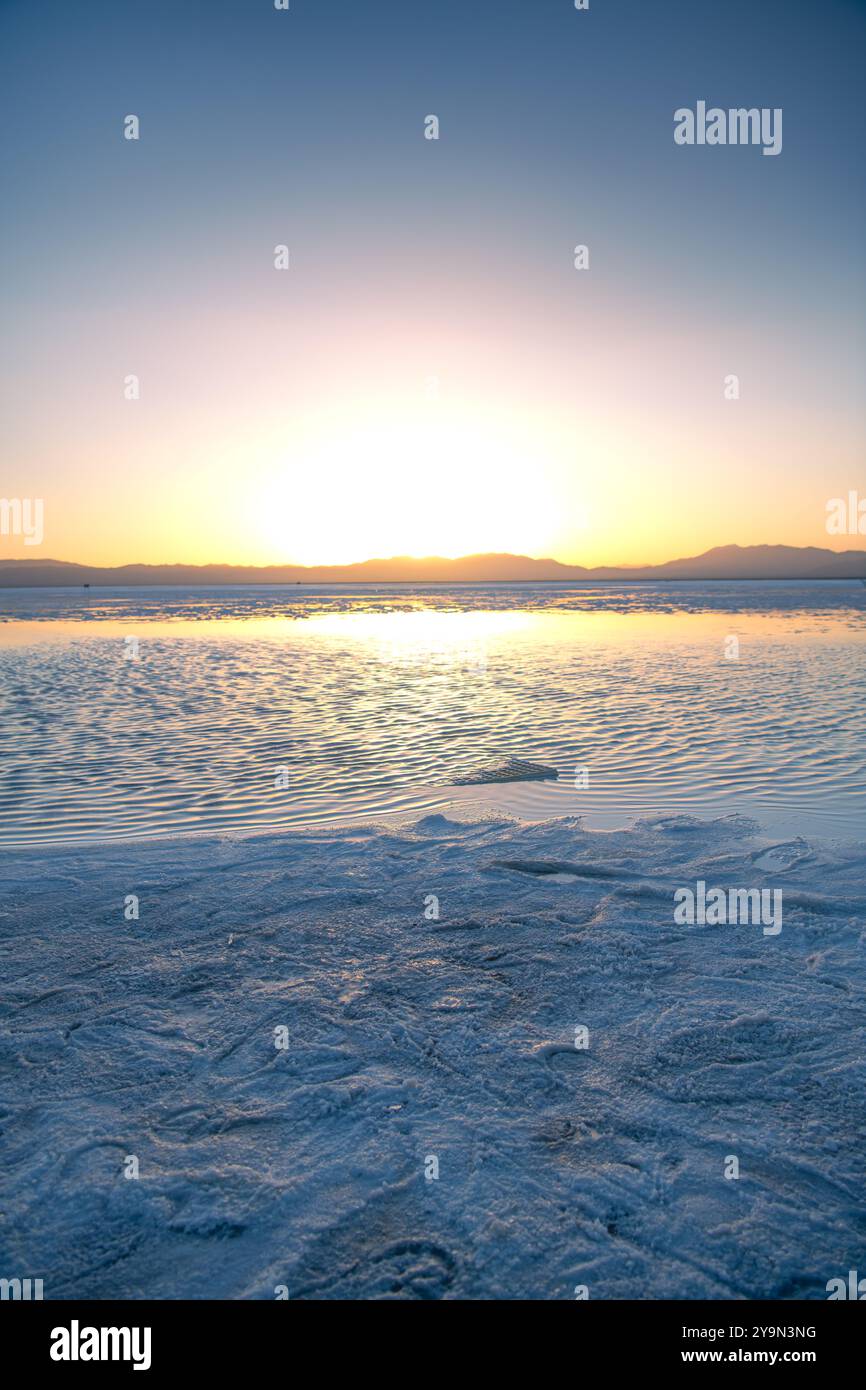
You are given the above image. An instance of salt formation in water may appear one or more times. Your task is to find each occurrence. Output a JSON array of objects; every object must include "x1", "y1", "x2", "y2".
[{"x1": 452, "y1": 756, "x2": 559, "y2": 786}]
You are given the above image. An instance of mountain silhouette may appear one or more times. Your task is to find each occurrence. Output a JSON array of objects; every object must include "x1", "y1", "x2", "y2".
[{"x1": 0, "y1": 544, "x2": 864, "y2": 587}]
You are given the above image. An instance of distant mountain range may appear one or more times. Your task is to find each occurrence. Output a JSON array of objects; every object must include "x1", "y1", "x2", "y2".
[{"x1": 0, "y1": 545, "x2": 864, "y2": 587}]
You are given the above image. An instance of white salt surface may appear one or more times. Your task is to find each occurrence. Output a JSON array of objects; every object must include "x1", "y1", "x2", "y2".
[{"x1": 1, "y1": 810, "x2": 864, "y2": 1299}]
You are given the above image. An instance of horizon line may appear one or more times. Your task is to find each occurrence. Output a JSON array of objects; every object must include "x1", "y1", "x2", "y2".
[{"x1": 1, "y1": 541, "x2": 865, "y2": 586}]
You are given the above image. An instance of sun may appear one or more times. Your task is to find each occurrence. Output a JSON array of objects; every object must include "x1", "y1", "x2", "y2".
[{"x1": 244, "y1": 407, "x2": 558, "y2": 565}]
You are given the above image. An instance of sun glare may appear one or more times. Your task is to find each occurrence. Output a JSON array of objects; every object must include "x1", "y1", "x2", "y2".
[{"x1": 245, "y1": 410, "x2": 557, "y2": 565}]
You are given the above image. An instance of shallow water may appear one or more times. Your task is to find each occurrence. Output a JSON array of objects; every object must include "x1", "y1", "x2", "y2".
[{"x1": 0, "y1": 582, "x2": 863, "y2": 846}]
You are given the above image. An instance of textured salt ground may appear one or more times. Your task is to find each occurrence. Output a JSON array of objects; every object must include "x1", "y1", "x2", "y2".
[{"x1": 0, "y1": 811, "x2": 864, "y2": 1300}]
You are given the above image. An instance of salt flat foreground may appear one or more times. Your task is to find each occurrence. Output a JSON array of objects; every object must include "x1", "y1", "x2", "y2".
[{"x1": 1, "y1": 812, "x2": 864, "y2": 1299}]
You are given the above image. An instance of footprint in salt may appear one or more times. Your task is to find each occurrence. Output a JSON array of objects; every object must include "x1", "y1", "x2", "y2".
[{"x1": 750, "y1": 838, "x2": 812, "y2": 872}]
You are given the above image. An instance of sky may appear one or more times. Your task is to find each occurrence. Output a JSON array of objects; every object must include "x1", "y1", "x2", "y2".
[{"x1": 1, "y1": 0, "x2": 864, "y2": 567}]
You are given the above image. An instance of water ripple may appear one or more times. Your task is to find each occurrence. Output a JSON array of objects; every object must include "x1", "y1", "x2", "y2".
[{"x1": 0, "y1": 586, "x2": 863, "y2": 846}]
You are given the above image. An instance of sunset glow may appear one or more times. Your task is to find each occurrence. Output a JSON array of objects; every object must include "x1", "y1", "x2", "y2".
[{"x1": 1, "y1": 3, "x2": 863, "y2": 569}]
